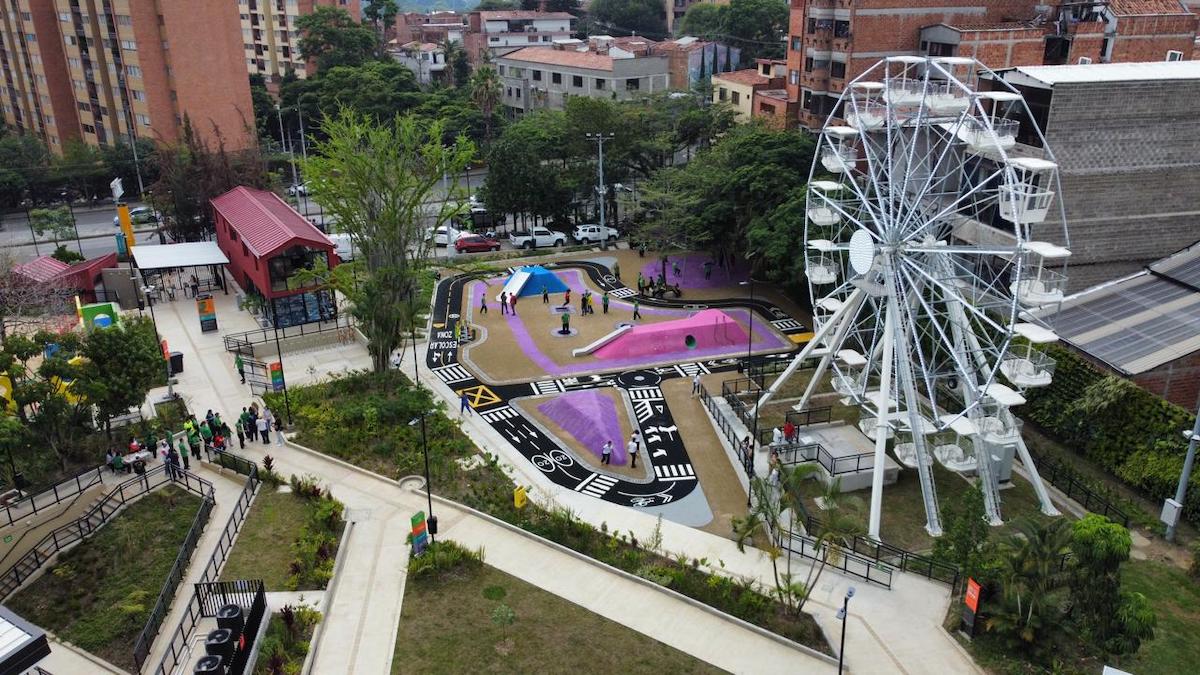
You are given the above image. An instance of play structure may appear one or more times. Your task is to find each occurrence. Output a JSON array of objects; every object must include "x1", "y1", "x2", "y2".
[
  {"x1": 592, "y1": 309, "x2": 747, "y2": 361},
  {"x1": 496, "y1": 265, "x2": 569, "y2": 302},
  {"x1": 537, "y1": 390, "x2": 627, "y2": 464},
  {"x1": 757, "y1": 56, "x2": 1070, "y2": 539}
]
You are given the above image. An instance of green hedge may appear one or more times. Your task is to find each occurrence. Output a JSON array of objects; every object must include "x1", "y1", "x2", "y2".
[{"x1": 1020, "y1": 344, "x2": 1199, "y2": 524}]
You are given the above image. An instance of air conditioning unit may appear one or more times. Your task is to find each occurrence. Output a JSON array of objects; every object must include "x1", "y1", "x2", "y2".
[{"x1": 1077, "y1": 56, "x2": 1092, "y2": 64}]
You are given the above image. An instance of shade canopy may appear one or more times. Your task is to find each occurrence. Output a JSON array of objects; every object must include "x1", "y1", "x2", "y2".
[{"x1": 131, "y1": 242, "x2": 230, "y2": 270}]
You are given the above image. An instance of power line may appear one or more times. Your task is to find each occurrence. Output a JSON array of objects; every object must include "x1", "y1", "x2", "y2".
[{"x1": 589, "y1": 20, "x2": 789, "y2": 48}]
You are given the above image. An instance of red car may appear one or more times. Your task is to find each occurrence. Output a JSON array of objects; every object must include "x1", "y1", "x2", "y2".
[{"x1": 454, "y1": 235, "x2": 501, "y2": 253}]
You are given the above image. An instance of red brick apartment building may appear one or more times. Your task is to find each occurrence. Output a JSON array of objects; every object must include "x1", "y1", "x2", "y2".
[
  {"x1": 785, "y1": 0, "x2": 1199, "y2": 128},
  {"x1": 0, "y1": 0, "x2": 255, "y2": 153}
]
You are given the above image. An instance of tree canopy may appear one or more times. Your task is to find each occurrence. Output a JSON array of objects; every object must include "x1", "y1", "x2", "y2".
[
  {"x1": 678, "y1": 0, "x2": 789, "y2": 62},
  {"x1": 297, "y1": 6, "x2": 379, "y2": 71},
  {"x1": 589, "y1": 0, "x2": 667, "y2": 37}
]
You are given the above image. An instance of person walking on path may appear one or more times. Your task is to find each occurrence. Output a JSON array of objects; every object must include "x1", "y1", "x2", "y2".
[
  {"x1": 257, "y1": 415, "x2": 270, "y2": 445},
  {"x1": 235, "y1": 353, "x2": 245, "y2": 384},
  {"x1": 509, "y1": 293, "x2": 517, "y2": 315},
  {"x1": 454, "y1": 322, "x2": 462, "y2": 344},
  {"x1": 460, "y1": 391, "x2": 472, "y2": 416},
  {"x1": 105, "y1": 449, "x2": 116, "y2": 473},
  {"x1": 601, "y1": 440, "x2": 613, "y2": 465},
  {"x1": 480, "y1": 295, "x2": 488, "y2": 314},
  {"x1": 703, "y1": 260, "x2": 713, "y2": 280},
  {"x1": 632, "y1": 298, "x2": 641, "y2": 321},
  {"x1": 500, "y1": 291, "x2": 509, "y2": 315},
  {"x1": 274, "y1": 418, "x2": 285, "y2": 446},
  {"x1": 673, "y1": 260, "x2": 682, "y2": 278},
  {"x1": 562, "y1": 289, "x2": 571, "y2": 308},
  {"x1": 542, "y1": 286, "x2": 550, "y2": 304},
  {"x1": 580, "y1": 291, "x2": 588, "y2": 315},
  {"x1": 692, "y1": 373, "x2": 702, "y2": 397},
  {"x1": 602, "y1": 291, "x2": 609, "y2": 314},
  {"x1": 784, "y1": 420, "x2": 796, "y2": 444},
  {"x1": 180, "y1": 445, "x2": 190, "y2": 472},
  {"x1": 628, "y1": 436, "x2": 639, "y2": 468}
]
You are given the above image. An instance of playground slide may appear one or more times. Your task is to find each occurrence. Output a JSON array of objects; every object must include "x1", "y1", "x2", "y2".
[
  {"x1": 497, "y1": 269, "x2": 531, "y2": 302},
  {"x1": 572, "y1": 324, "x2": 633, "y2": 357}
]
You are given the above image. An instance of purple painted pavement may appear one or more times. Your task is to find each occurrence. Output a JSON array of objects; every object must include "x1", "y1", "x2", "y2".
[
  {"x1": 538, "y1": 390, "x2": 627, "y2": 464},
  {"x1": 639, "y1": 253, "x2": 749, "y2": 290},
  {"x1": 469, "y1": 269, "x2": 786, "y2": 376}
]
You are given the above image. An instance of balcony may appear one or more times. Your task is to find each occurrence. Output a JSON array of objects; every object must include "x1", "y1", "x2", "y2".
[{"x1": 1000, "y1": 348, "x2": 1056, "y2": 388}]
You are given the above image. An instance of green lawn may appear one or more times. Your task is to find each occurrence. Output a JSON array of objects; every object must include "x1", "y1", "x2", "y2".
[
  {"x1": 1115, "y1": 558, "x2": 1200, "y2": 674},
  {"x1": 6, "y1": 486, "x2": 202, "y2": 671},
  {"x1": 394, "y1": 556, "x2": 724, "y2": 674},
  {"x1": 220, "y1": 488, "x2": 317, "y2": 590}
]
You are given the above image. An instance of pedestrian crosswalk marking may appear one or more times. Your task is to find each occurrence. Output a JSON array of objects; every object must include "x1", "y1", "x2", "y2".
[
  {"x1": 481, "y1": 406, "x2": 519, "y2": 423},
  {"x1": 530, "y1": 380, "x2": 564, "y2": 395},
  {"x1": 576, "y1": 473, "x2": 618, "y2": 497},
  {"x1": 654, "y1": 464, "x2": 696, "y2": 481},
  {"x1": 674, "y1": 362, "x2": 710, "y2": 377},
  {"x1": 433, "y1": 364, "x2": 473, "y2": 383},
  {"x1": 627, "y1": 386, "x2": 663, "y2": 401},
  {"x1": 610, "y1": 287, "x2": 637, "y2": 298},
  {"x1": 772, "y1": 318, "x2": 805, "y2": 332}
]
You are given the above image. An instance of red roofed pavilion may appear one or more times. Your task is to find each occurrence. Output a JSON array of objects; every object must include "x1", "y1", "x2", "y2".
[{"x1": 211, "y1": 186, "x2": 339, "y2": 328}]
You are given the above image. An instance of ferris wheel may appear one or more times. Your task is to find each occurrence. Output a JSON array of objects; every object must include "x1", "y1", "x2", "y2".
[{"x1": 761, "y1": 57, "x2": 1070, "y2": 539}]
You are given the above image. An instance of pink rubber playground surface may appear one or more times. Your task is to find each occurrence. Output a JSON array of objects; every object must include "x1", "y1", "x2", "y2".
[
  {"x1": 464, "y1": 269, "x2": 788, "y2": 378},
  {"x1": 592, "y1": 309, "x2": 748, "y2": 360}
]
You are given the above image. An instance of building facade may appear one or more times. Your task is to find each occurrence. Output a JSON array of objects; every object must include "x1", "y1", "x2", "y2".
[
  {"x1": 0, "y1": 1, "x2": 79, "y2": 150},
  {"x1": 238, "y1": 0, "x2": 361, "y2": 81},
  {"x1": 496, "y1": 37, "x2": 669, "y2": 113},
  {"x1": 393, "y1": 11, "x2": 464, "y2": 47},
  {"x1": 786, "y1": 1, "x2": 1200, "y2": 128},
  {"x1": 464, "y1": 10, "x2": 574, "y2": 62},
  {"x1": 713, "y1": 60, "x2": 786, "y2": 121},
  {"x1": 388, "y1": 42, "x2": 447, "y2": 85}
]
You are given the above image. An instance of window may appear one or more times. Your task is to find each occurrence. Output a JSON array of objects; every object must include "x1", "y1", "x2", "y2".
[
  {"x1": 834, "y1": 20, "x2": 850, "y2": 38},
  {"x1": 805, "y1": 57, "x2": 813, "y2": 72},
  {"x1": 73, "y1": 79, "x2": 85, "y2": 90},
  {"x1": 532, "y1": 70, "x2": 542, "y2": 81},
  {"x1": 117, "y1": 15, "x2": 132, "y2": 26},
  {"x1": 20, "y1": 11, "x2": 30, "y2": 21},
  {"x1": 718, "y1": 87, "x2": 727, "y2": 101},
  {"x1": 489, "y1": 37, "x2": 499, "y2": 43},
  {"x1": 68, "y1": 57, "x2": 81, "y2": 68},
  {"x1": 572, "y1": 75, "x2": 583, "y2": 87},
  {"x1": 552, "y1": 72, "x2": 562, "y2": 84},
  {"x1": 137, "y1": 113, "x2": 151, "y2": 126},
  {"x1": 731, "y1": 91, "x2": 740, "y2": 105},
  {"x1": 542, "y1": 35, "x2": 550, "y2": 42},
  {"x1": 791, "y1": 37, "x2": 801, "y2": 51},
  {"x1": 625, "y1": 78, "x2": 640, "y2": 91},
  {"x1": 830, "y1": 61, "x2": 846, "y2": 79},
  {"x1": 595, "y1": 78, "x2": 605, "y2": 90},
  {"x1": 1077, "y1": 56, "x2": 1092, "y2": 64},
  {"x1": 131, "y1": 89, "x2": 146, "y2": 102},
  {"x1": 121, "y1": 40, "x2": 137, "y2": 50},
  {"x1": 59, "y1": 12, "x2": 70, "y2": 22},
  {"x1": 127, "y1": 65, "x2": 142, "y2": 77},
  {"x1": 506, "y1": 87, "x2": 512, "y2": 97},
  {"x1": 24, "y1": 33, "x2": 36, "y2": 43},
  {"x1": 806, "y1": 18, "x2": 815, "y2": 33},
  {"x1": 1167, "y1": 50, "x2": 1183, "y2": 61},
  {"x1": 516, "y1": 88, "x2": 521, "y2": 99},
  {"x1": 789, "y1": 69, "x2": 798, "y2": 86},
  {"x1": 498, "y1": 65, "x2": 505, "y2": 75}
]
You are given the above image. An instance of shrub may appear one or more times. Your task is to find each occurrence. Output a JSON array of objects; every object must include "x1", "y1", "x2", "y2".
[{"x1": 408, "y1": 540, "x2": 485, "y2": 579}]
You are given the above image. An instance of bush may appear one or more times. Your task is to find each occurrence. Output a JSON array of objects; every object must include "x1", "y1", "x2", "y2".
[{"x1": 408, "y1": 540, "x2": 485, "y2": 579}]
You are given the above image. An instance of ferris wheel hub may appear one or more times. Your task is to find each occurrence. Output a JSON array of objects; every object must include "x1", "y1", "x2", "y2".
[{"x1": 848, "y1": 229, "x2": 875, "y2": 276}]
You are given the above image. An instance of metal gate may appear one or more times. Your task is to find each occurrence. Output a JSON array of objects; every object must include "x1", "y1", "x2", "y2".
[{"x1": 244, "y1": 358, "x2": 272, "y2": 395}]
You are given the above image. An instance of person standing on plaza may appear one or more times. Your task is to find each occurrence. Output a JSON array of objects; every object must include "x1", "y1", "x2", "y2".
[
  {"x1": 480, "y1": 294, "x2": 488, "y2": 315},
  {"x1": 257, "y1": 415, "x2": 270, "y2": 445},
  {"x1": 274, "y1": 417, "x2": 285, "y2": 446},
  {"x1": 580, "y1": 291, "x2": 588, "y2": 315},
  {"x1": 784, "y1": 420, "x2": 796, "y2": 444},
  {"x1": 235, "y1": 353, "x2": 245, "y2": 384},
  {"x1": 601, "y1": 440, "x2": 613, "y2": 465},
  {"x1": 602, "y1": 291, "x2": 609, "y2": 314},
  {"x1": 500, "y1": 291, "x2": 509, "y2": 315},
  {"x1": 692, "y1": 373, "x2": 702, "y2": 397},
  {"x1": 703, "y1": 260, "x2": 713, "y2": 280},
  {"x1": 627, "y1": 436, "x2": 639, "y2": 469},
  {"x1": 509, "y1": 293, "x2": 517, "y2": 315},
  {"x1": 542, "y1": 286, "x2": 549, "y2": 304},
  {"x1": 632, "y1": 298, "x2": 641, "y2": 321},
  {"x1": 460, "y1": 391, "x2": 472, "y2": 416}
]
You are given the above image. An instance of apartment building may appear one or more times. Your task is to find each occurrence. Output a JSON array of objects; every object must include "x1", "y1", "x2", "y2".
[
  {"x1": 388, "y1": 42, "x2": 447, "y2": 85},
  {"x1": 238, "y1": 0, "x2": 361, "y2": 81},
  {"x1": 393, "y1": 11, "x2": 464, "y2": 47},
  {"x1": 496, "y1": 36, "x2": 669, "y2": 113},
  {"x1": 0, "y1": 1, "x2": 78, "y2": 149},
  {"x1": 786, "y1": 1, "x2": 1199, "y2": 128},
  {"x1": 713, "y1": 60, "x2": 786, "y2": 121},
  {"x1": 464, "y1": 10, "x2": 574, "y2": 63}
]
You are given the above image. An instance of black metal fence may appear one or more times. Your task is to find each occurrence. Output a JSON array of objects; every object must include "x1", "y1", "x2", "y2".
[
  {"x1": 222, "y1": 315, "x2": 354, "y2": 354},
  {"x1": 1, "y1": 465, "x2": 105, "y2": 527},
  {"x1": 740, "y1": 357, "x2": 792, "y2": 387},
  {"x1": 772, "y1": 440, "x2": 876, "y2": 476},
  {"x1": 149, "y1": 456, "x2": 260, "y2": 675},
  {"x1": 1025, "y1": 449, "x2": 1129, "y2": 528},
  {"x1": 0, "y1": 465, "x2": 213, "y2": 600},
  {"x1": 699, "y1": 384, "x2": 755, "y2": 481},
  {"x1": 780, "y1": 530, "x2": 894, "y2": 589},
  {"x1": 797, "y1": 512, "x2": 960, "y2": 589},
  {"x1": 721, "y1": 377, "x2": 762, "y2": 430}
]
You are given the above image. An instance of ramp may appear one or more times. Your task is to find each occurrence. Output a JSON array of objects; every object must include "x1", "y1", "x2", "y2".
[
  {"x1": 497, "y1": 269, "x2": 532, "y2": 302},
  {"x1": 572, "y1": 324, "x2": 633, "y2": 357},
  {"x1": 593, "y1": 309, "x2": 747, "y2": 360}
]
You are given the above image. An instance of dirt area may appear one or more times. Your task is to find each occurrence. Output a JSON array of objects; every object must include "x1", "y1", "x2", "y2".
[
  {"x1": 512, "y1": 389, "x2": 646, "y2": 481},
  {"x1": 663, "y1": 375, "x2": 750, "y2": 538},
  {"x1": 460, "y1": 267, "x2": 789, "y2": 383}
]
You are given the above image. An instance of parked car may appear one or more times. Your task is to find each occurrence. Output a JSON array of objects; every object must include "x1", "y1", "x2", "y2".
[
  {"x1": 426, "y1": 225, "x2": 466, "y2": 246},
  {"x1": 455, "y1": 235, "x2": 502, "y2": 253},
  {"x1": 112, "y1": 206, "x2": 158, "y2": 226},
  {"x1": 287, "y1": 182, "x2": 309, "y2": 196},
  {"x1": 509, "y1": 227, "x2": 566, "y2": 250},
  {"x1": 572, "y1": 223, "x2": 619, "y2": 244}
]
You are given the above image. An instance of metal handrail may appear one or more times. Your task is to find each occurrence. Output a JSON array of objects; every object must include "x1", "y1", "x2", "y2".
[
  {"x1": 1, "y1": 465, "x2": 106, "y2": 528},
  {"x1": 222, "y1": 315, "x2": 353, "y2": 353},
  {"x1": 781, "y1": 529, "x2": 894, "y2": 589}
]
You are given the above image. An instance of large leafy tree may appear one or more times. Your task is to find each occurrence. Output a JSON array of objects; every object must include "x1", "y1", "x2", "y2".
[
  {"x1": 678, "y1": 0, "x2": 789, "y2": 62},
  {"x1": 589, "y1": 0, "x2": 667, "y2": 37},
  {"x1": 53, "y1": 141, "x2": 108, "y2": 202},
  {"x1": 76, "y1": 316, "x2": 163, "y2": 435},
  {"x1": 1069, "y1": 514, "x2": 1156, "y2": 654},
  {"x1": 0, "y1": 330, "x2": 89, "y2": 468},
  {"x1": 469, "y1": 66, "x2": 502, "y2": 145},
  {"x1": 99, "y1": 140, "x2": 159, "y2": 199},
  {"x1": 0, "y1": 134, "x2": 53, "y2": 207},
  {"x1": 28, "y1": 207, "x2": 76, "y2": 249},
  {"x1": 300, "y1": 110, "x2": 474, "y2": 372},
  {"x1": 932, "y1": 480, "x2": 995, "y2": 583},
  {"x1": 985, "y1": 518, "x2": 1073, "y2": 657},
  {"x1": 297, "y1": 6, "x2": 378, "y2": 71},
  {"x1": 480, "y1": 112, "x2": 575, "y2": 224}
]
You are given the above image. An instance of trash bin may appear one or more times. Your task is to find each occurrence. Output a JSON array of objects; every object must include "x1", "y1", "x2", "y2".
[
  {"x1": 204, "y1": 628, "x2": 233, "y2": 662},
  {"x1": 193, "y1": 655, "x2": 222, "y2": 674},
  {"x1": 169, "y1": 351, "x2": 184, "y2": 375},
  {"x1": 216, "y1": 603, "x2": 244, "y2": 640}
]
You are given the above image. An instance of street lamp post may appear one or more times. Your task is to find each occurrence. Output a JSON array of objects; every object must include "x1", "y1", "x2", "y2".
[
  {"x1": 586, "y1": 132, "x2": 614, "y2": 251},
  {"x1": 269, "y1": 306, "x2": 294, "y2": 426},
  {"x1": 409, "y1": 412, "x2": 436, "y2": 545},
  {"x1": 141, "y1": 286, "x2": 173, "y2": 399},
  {"x1": 24, "y1": 205, "x2": 39, "y2": 256},
  {"x1": 61, "y1": 192, "x2": 83, "y2": 255},
  {"x1": 1165, "y1": 408, "x2": 1200, "y2": 542},
  {"x1": 836, "y1": 587, "x2": 856, "y2": 675},
  {"x1": 276, "y1": 104, "x2": 300, "y2": 190},
  {"x1": 739, "y1": 277, "x2": 760, "y2": 507}
]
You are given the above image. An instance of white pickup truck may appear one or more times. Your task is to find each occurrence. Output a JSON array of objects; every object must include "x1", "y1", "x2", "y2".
[
  {"x1": 509, "y1": 227, "x2": 566, "y2": 249},
  {"x1": 572, "y1": 223, "x2": 619, "y2": 244}
]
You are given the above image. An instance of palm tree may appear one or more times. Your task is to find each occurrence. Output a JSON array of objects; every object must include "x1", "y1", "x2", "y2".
[
  {"x1": 442, "y1": 38, "x2": 467, "y2": 89},
  {"x1": 794, "y1": 478, "x2": 865, "y2": 615},
  {"x1": 733, "y1": 478, "x2": 788, "y2": 607},
  {"x1": 470, "y1": 66, "x2": 502, "y2": 144},
  {"x1": 986, "y1": 518, "x2": 1072, "y2": 654}
]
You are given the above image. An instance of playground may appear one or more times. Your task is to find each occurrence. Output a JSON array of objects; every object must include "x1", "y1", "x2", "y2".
[{"x1": 457, "y1": 263, "x2": 794, "y2": 383}]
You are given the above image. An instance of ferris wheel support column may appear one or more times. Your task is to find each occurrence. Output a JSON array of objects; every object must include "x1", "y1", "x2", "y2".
[
  {"x1": 868, "y1": 307, "x2": 896, "y2": 541},
  {"x1": 791, "y1": 291, "x2": 867, "y2": 415},
  {"x1": 752, "y1": 288, "x2": 865, "y2": 416}
]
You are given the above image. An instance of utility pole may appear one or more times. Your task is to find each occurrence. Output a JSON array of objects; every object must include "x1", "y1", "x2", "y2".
[
  {"x1": 276, "y1": 104, "x2": 299, "y2": 189},
  {"x1": 1165, "y1": 408, "x2": 1200, "y2": 542},
  {"x1": 119, "y1": 61, "x2": 145, "y2": 197},
  {"x1": 586, "y1": 132, "x2": 614, "y2": 251}
]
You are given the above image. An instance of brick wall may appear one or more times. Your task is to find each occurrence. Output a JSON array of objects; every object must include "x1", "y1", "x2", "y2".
[
  {"x1": 1134, "y1": 350, "x2": 1200, "y2": 410},
  {"x1": 1110, "y1": 14, "x2": 1198, "y2": 62},
  {"x1": 956, "y1": 27, "x2": 1045, "y2": 69}
]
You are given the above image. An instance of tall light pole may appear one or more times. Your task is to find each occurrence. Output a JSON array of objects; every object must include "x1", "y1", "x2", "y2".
[
  {"x1": 409, "y1": 412, "x2": 436, "y2": 544},
  {"x1": 836, "y1": 587, "x2": 856, "y2": 674},
  {"x1": 740, "y1": 277, "x2": 759, "y2": 507},
  {"x1": 586, "y1": 132, "x2": 614, "y2": 251},
  {"x1": 1165, "y1": 409, "x2": 1200, "y2": 542},
  {"x1": 276, "y1": 104, "x2": 299, "y2": 189},
  {"x1": 141, "y1": 285, "x2": 173, "y2": 399},
  {"x1": 119, "y1": 61, "x2": 145, "y2": 197},
  {"x1": 60, "y1": 191, "x2": 83, "y2": 255}
]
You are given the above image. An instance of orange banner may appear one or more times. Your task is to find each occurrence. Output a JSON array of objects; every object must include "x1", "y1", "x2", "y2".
[{"x1": 965, "y1": 578, "x2": 981, "y2": 613}]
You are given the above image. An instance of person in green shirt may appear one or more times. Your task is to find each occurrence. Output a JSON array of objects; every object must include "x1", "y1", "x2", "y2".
[
  {"x1": 602, "y1": 291, "x2": 610, "y2": 315},
  {"x1": 198, "y1": 421, "x2": 213, "y2": 453},
  {"x1": 234, "y1": 353, "x2": 245, "y2": 384},
  {"x1": 632, "y1": 298, "x2": 641, "y2": 321}
]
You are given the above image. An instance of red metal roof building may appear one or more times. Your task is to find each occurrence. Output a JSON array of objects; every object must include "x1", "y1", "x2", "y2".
[
  {"x1": 13, "y1": 253, "x2": 118, "y2": 303},
  {"x1": 211, "y1": 186, "x2": 339, "y2": 328}
]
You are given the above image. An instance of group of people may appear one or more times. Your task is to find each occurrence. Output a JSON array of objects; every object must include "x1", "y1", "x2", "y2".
[
  {"x1": 599, "y1": 431, "x2": 642, "y2": 469},
  {"x1": 769, "y1": 420, "x2": 799, "y2": 447},
  {"x1": 495, "y1": 291, "x2": 518, "y2": 315},
  {"x1": 635, "y1": 272, "x2": 682, "y2": 299},
  {"x1": 566, "y1": 289, "x2": 607, "y2": 315},
  {"x1": 104, "y1": 404, "x2": 282, "y2": 478}
]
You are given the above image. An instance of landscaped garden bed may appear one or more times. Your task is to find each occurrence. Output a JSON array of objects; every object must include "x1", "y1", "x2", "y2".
[
  {"x1": 253, "y1": 603, "x2": 321, "y2": 675},
  {"x1": 6, "y1": 486, "x2": 202, "y2": 671}
]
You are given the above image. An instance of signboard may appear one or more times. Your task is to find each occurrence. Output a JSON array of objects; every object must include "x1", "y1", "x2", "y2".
[
  {"x1": 115, "y1": 232, "x2": 128, "y2": 257},
  {"x1": 196, "y1": 294, "x2": 218, "y2": 332},
  {"x1": 269, "y1": 362, "x2": 284, "y2": 393},
  {"x1": 411, "y1": 511, "x2": 429, "y2": 556},
  {"x1": 160, "y1": 339, "x2": 170, "y2": 361},
  {"x1": 514, "y1": 485, "x2": 528, "y2": 509},
  {"x1": 110, "y1": 177, "x2": 124, "y2": 201},
  {"x1": 116, "y1": 203, "x2": 135, "y2": 251},
  {"x1": 961, "y1": 578, "x2": 982, "y2": 637}
]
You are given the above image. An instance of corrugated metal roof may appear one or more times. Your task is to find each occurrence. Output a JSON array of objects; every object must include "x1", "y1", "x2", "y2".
[
  {"x1": 1005, "y1": 60, "x2": 1200, "y2": 85},
  {"x1": 13, "y1": 256, "x2": 70, "y2": 283},
  {"x1": 210, "y1": 186, "x2": 333, "y2": 258}
]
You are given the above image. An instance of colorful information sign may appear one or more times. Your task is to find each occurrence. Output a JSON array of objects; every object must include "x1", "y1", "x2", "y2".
[
  {"x1": 411, "y1": 511, "x2": 429, "y2": 556},
  {"x1": 269, "y1": 362, "x2": 284, "y2": 392},
  {"x1": 196, "y1": 294, "x2": 218, "y2": 332},
  {"x1": 961, "y1": 577, "x2": 982, "y2": 637}
]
